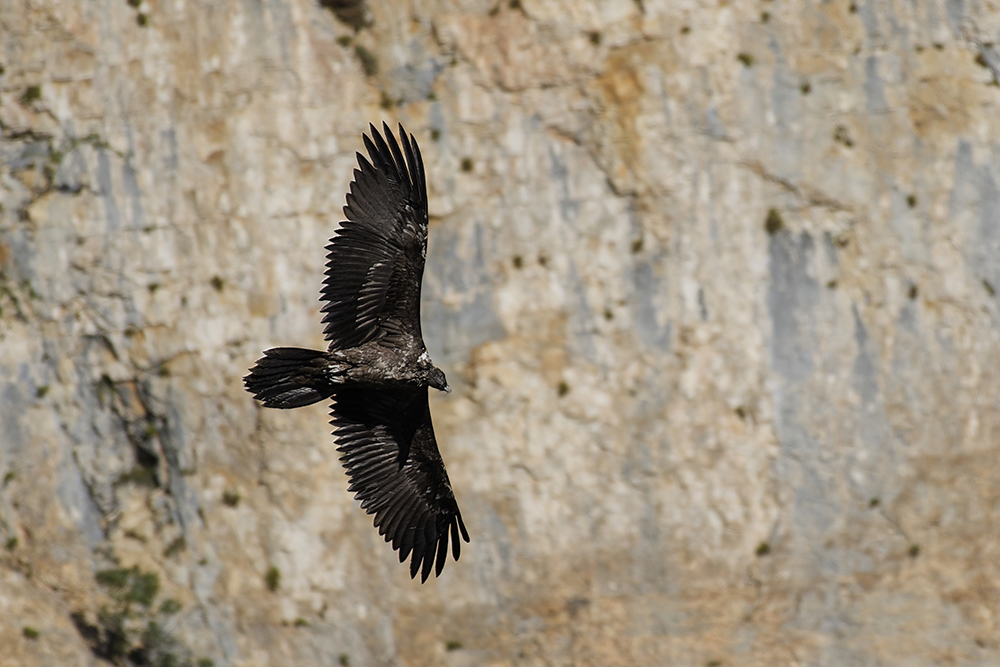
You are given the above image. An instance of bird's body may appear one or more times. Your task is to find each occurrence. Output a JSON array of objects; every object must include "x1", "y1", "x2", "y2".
[{"x1": 244, "y1": 123, "x2": 468, "y2": 582}]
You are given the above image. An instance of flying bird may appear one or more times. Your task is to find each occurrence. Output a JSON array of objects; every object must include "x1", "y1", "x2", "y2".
[{"x1": 244, "y1": 123, "x2": 469, "y2": 582}]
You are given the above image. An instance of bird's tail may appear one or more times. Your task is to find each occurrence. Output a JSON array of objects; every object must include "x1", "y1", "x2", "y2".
[{"x1": 244, "y1": 347, "x2": 336, "y2": 409}]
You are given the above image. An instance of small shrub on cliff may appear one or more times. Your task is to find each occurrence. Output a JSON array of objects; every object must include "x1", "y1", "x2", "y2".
[
  {"x1": 764, "y1": 208, "x2": 784, "y2": 235},
  {"x1": 96, "y1": 566, "x2": 160, "y2": 608},
  {"x1": 74, "y1": 564, "x2": 211, "y2": 667},
  {"x1": 20, "y1": 85, "x2": 41, "y2": 105},
  {"x1": 266, "y1": 566, "x2": 281, "y2": 591},
  {"x1": 354, "y1": 45, "x2": 378, "y2": 77}
]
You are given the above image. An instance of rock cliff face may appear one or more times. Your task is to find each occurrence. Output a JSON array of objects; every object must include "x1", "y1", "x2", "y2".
[{"x1": 2, "y1": 0, "x2": 999, "y2": 665}]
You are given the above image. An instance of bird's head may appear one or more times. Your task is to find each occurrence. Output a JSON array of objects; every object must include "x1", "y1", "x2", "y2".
[{"x1": 428, "y1": 366, "x2": 451, "y2": 394}]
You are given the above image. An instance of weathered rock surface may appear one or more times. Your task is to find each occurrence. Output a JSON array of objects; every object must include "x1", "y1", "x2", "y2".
[{"x1": 1, "y1": 0, "x2": 999, "y2": 665}]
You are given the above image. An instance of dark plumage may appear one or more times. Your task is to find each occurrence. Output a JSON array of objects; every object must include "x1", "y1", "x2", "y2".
[{"x1": 244, "y1": 123, "x2": 468, "y2": 582}]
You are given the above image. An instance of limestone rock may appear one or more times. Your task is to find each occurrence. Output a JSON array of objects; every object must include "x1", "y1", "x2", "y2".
[{"x1": 1, "y1": 0, "x2": 999, "y2": 665}]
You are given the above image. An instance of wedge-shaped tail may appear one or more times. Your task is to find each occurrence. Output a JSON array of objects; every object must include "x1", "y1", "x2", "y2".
[{"x1": 244, "y1": 347, "x2": 334, "y2": 409}]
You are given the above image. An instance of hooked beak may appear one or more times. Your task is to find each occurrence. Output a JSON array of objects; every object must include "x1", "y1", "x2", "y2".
[{"x1": 443, "y1": 384, "x2": 452, "y2": 394}]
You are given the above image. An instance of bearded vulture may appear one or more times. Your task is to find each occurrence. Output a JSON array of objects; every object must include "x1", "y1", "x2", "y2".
[{"x1": 244, "y1": 123, "x2": 469, "y2": 582}]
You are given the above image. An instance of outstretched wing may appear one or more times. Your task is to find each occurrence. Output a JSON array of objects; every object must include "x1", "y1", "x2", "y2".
[
  {"x1": 321, "y1": 122, "x2": 429, "y2": 350},
  {"x1": 331, "y1": 387, "x2": 469, "y2": 582}
]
